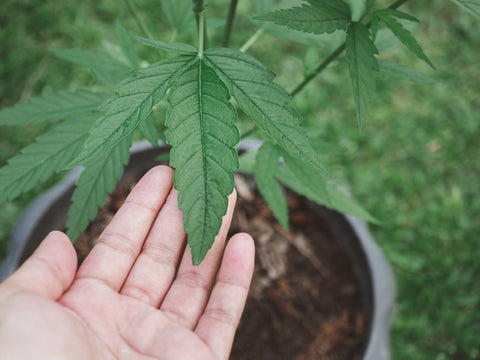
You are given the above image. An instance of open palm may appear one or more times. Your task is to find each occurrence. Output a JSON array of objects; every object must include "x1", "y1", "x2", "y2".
[{"x1": 0, "y1": 166, "x2": 255, "y2": 359}]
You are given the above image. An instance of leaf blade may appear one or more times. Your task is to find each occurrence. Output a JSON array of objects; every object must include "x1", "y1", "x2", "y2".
[
  {"x1": 0, "y1": 90, "x2": 107, "y2": 126},
  {"x1": 66, "y1": 135, "x2": 132, "y2": 241},
  {"x1": 204, "y1": 47, "x2": 327, "y2": 174},
  {"x1": 0, "y1": 115, "x2": 97, "y2": 204},
  {"x1": 450, "y1": 0, "x2": 480, "y2": 19},
  {"x1": 345, "y1": 22, "x2": 379, "y2": 127},
  {"x1": 254, "y1": 0, "x2": 351, "y2": 34},
  {"x1": 134, "y1": 35, "x2": 198, "y2": 54},
  {"x1": 166, "y1": 59, "x2": 240, "y2": 265},
  {"x1": 68, "y1": 55, "x2": 196, "y2": 168}
]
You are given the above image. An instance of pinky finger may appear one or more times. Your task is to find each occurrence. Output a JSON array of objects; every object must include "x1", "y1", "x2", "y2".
[{"x1": 194, "y1": 233, "x2": 255, "y2": 360}]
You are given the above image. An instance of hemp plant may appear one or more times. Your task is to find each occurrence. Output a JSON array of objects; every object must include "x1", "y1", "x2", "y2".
[{"x1": 0, "y1": 0, "x2": 476, "y2": 265}]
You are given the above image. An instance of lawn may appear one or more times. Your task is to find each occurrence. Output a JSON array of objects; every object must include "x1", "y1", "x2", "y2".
[{"x1": 1, "y1": 1, "x2": 479, "y2": 359}]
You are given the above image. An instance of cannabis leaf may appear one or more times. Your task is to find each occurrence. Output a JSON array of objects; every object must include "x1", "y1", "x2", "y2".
[
  {"x1": 376, "y1": 58, "x2": 435, "y2": 83},
  {"x1": 68, "y1": 55, "x2": 196, "y2": 168},
  {"x1": 451, "y1": 0, "x2": 480, "y2": 19},
  {"x1": 115, "y1": 21, "x2": 141, "y2": 68},
  {"x1": 254, "y1": 142, "x2": 289, "y2": 229},
  {"x1": 345, "y1": 22, "x2": 379, "y2": 126},
  {"x1": 0, "y1": 115, "x2": 97, "y2": 204},
  {"x1": 0, "y1": 90, "x2": 106, "y2": 126},
  {"x1": 134, "y1": 35, "x2": 197, "y2": 54},
  {"x1": 254, "y1": 0, "x2": 351, "y2": 34},
  {"x1": 166, "y1": 59, "x2": 239, "y2": 265},
  {"x1": 66, "y1": 135, "x2": 132, "y2": 241},
  {"x1": 204, "y1": 47, "x2": 327, "y2": 173},
  {"x1": 51, "y1": 49, "x2": 132, "y2": 87},
  {"x1": 374, "y1": 9, "x2": 435, "y2": 69}
]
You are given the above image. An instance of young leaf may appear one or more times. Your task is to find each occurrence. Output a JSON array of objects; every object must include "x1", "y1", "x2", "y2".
[
  {"x1": 204, "y1": 47, "x2": 327, "y2": 174},
  {"x1": 51, "y1": 49, "x2": 132, "y2": 87},
  {"x1": 115, "y1": 21, "x2": 141, "y2": 68},
  {"x1": 254, "y1": 142, "x2": 289, "y2": 229},
  {"x1": 166, "y1": 59, "x2": 240, "y2": 265},
  {"x1": 68, "y1": 55, "x2": 196, "y2": 168},
  {"x1": 375, "y1": 10, "x2": 435, "y2": 69},
  {"x1": 134, "y1": 35, "x2": 198, "y2": 55},
  {"x1": 348, "y1": 0, "x2": 367, "y2": 21},
  {"x1": 66, "y1": 135, "x2": 132, "y2": 241},
  {"x1": 0, "y1": 115, "x2": 97, "y2": 204},
  {"x1": 0, "y1": 90, "x2": 106, "y2": 126},
  {"x1": 345, "y1": 22, "x2": 379, "y2": 127},
  {"x1": 376, "y1": 58, "x2": 435, "y2": 83},
  {"x1": 450, "y1": 0, "x2": 480, "y2": 19},
  {"x1": 254, "y1": 0, "x2": 351, "y2": 34}
]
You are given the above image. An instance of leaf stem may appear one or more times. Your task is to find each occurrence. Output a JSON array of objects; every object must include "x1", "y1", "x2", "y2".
[
  {"x1": 223, "y1": 0, "x2": 239, "y2": 47},
  {"x1": 239, "y1": 25, "x2": 265, "y2": 53},
  {"x1": 199, "y1": 11, "x2": 206, "y2": 55},
  {"x1": 289, "y1": 0, "x2": 410, "y2": 97}
]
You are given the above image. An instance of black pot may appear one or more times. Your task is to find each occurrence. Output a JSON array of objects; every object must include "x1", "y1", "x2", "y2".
[{"x1": 0, "y1": 141, "x2": 395, "y2": 360}]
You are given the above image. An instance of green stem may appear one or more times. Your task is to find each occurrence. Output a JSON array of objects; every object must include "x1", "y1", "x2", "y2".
[
  {"x1": 239, "y1": 25, "x2": 265, "y2": 53},
  {"x1": 199, "y1": 11, "x2": 205, "y2": 55},
  {"x1": 223, "y1": 0, "x2": 239, "y2": 47},
  {"x1": 289, "y1": 0, "x2": 410, "y2": 97}
]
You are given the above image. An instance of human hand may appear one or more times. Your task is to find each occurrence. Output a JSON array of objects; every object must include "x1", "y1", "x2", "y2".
[{"x1": 0, "y1": 166, "x2": 255, "y2": 359}]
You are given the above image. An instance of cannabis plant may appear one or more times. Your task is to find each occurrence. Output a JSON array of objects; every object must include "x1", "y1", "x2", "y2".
[{"x1": 0, "y1": 0, "x2": 476, "y2": 265}]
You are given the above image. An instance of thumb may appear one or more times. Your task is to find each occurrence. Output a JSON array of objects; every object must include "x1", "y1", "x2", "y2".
[{"x1": 2, "y1": 231, "x2": 77, "y2": 300}]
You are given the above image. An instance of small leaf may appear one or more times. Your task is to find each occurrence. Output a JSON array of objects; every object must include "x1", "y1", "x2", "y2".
[
  {"x1": 377, "y1": 9, "x2": 419, "y2": 22},
  {"x1": 115, "y1": 21, "x2": 141, "y2": 68},
  {"x1": 138, "y1": 113, "x2": 161, "y2": 148},
  {"x1": 66, "y1": 135, "x2": 132, "y2": 241},
  {"x1": 375, "y1": 11, "x2": 435, "y2": 69},
  {"x1": 166, "y1": 59, "x2": 240, "y2": 265},
  {"x1": 376, "y1": 58, "x2": 435, "y2": 83},
  {"x1": 0, "y1": 90, "x2": 106, "y2": 126},
  {"x1": 254, "y1": 142, "x2": 289, "y2": 229},
  {"x1": 276, "y1": 149, "x2": 331, "y2": 208},
  {"x1": 326, "y1": 183, "x2": 379, "y2": 223},
  {"x1": 254, "y1": 0, "x2": 351, "y2": 34},
  {"x1": 348, "y1": 0, "x2": 367, "y2": 21},
  {"x1": 0, "y1": 115, "x2": 97, "y2": 204},
  {"x1": 51, "y1": 49, "x2": 132, "y2": 87},
  {"x1": 345, "y1": 22, "x2": 379, "y2": 127},
  {"x1": 68, "y1": 55, "x2": 196, "y2": 168},
  {"x1": 450, "y1": 0, "x2": 480, "y2": 19},
  {"x1": 204, "y1": 47, "x2": 328, "y2": 174},
  {"x1": 134, "y1": 35, "x2": 198, "y2": 54}
]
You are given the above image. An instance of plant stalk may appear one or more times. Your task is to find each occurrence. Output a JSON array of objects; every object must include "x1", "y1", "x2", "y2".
[
  {"x1": 289, "y1": 0, "x2": 410, "y2": 97},
  {"x1": 193, "y1": 0, "x2": 208, "y2": 53},
  {"x1": 223, "y1": 0, "x2": 239, "y2": 47},
  {"x1": 239, "y1": 25, "x2": 265, "y2": 53}
]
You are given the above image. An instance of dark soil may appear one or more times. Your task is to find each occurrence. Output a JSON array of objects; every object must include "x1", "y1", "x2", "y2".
[{"x1": 74, "y1": 171, "x2": 366, "y2": 360}]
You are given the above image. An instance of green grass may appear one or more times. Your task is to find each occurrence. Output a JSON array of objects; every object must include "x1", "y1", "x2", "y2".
[{"x1": 1, "y1": 1, "x2": 479, "y2": 359}]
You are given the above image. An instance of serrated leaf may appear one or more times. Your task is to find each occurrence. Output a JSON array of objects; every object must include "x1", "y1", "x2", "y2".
[
  {"x1": 68, "y1": 55, "x2": 196, "y2": 168},
  {"x1": 276, "y1": 149, "x2": 331, "y2": 208},
  {"x1": 348, "y1": 0, "x2": 367, "y2": 21},
  {"x1": 326, "y1": 183, "x2": 378, "y2": 223},
  {"x1": 376, "y1": 58, "x2": 435, "y2": 83},
  {"x1": 345, "y1": 22, "x2": 379, "y2": 127},
  {"x1": 0, "y1": 115, "x2": 97, "y2": 204},
  {"x1": 0, "y1": 90, "x2": 106, "y2": 126},
  {"x1": 51, "y1": 49, "x2": 132, "y2": 87},
  {"x1": 375, "y1": 11, "x2": 435, "y2": 69},
  {"x1": 378, "y1": 9, "x2": 419, "y2": 22},
  {"x1": 254, "y1": 0, "x2": 351, "y2": 34},
  {"x1": 166, "y1": 59, "x2": 240, "y2": 265},
  {"x1": 115, "y1": 21, "x2": 141, "y2": 68},
  {"x1": 204, "y1": 47, "x2": 327, "y2": 174},
  {"x1": 66, "y1": 135, "x2": 132, "y2": 241},
  {"x1": 134, "y1": 35, "x2": 198, "y2": 54},
  {"x1": 450, "y1": 0, "x2": 480, "y2": 19},
  {"x1": 254, "y1": 142, "x2": 289, "y2": 229}
]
